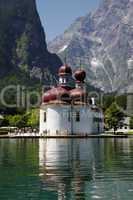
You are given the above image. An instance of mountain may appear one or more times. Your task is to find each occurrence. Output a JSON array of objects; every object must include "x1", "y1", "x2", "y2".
[
  {"x1": 0, "y1": 0, "x2": 62, "y2": 85},
  {"x1": 48, "y1": 0, "x2": 133, "y2": 93}
]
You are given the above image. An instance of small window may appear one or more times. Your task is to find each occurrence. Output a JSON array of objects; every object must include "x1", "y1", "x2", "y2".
[
  {"x1": 76, "y1": 111, "x2": 80, "y2": 122},
  {"x1": 63, "y1": 78, "x2": 66, "y2": 83},
  {"x1": 68, "y1": 111, "x2": 71, "y2": 122},
  {"x1": 44, "y1": 112, "x2": 47, "y2": 122}
]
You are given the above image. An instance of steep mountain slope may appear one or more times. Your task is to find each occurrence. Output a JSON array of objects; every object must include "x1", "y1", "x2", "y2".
[
  {"x1": 48, "y1": 0, "x2": 133, "y2": 92},
  {"x1": 0, "y1": 0, "x2": 62, "y2": 84}
]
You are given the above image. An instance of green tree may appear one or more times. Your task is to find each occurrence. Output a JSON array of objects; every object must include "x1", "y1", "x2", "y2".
[
  {"x1": 130, "y1": 117, "x2": 133, "y2": 129},
  {"x1": 2, "y1": 108, "x2": 39, "y2": 129},
  {"x1": 103, "y1": 94, "x2": 115, "y2": 111},
  {"x1": 105, "y1": 102, "x2": 124, "y2": 134},
  {"x1": 7, "y1": 115, "x2": 27, "y2": 128},
  {"x1": 26, "y1": 109, "x2": 39, "y2": 128}
]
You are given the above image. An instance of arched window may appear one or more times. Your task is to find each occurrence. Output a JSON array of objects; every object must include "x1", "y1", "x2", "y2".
[
  {"x1": 76, "y1": 111, "x2": 80, "y2": 122},
  {"x1": 44, "y1": 112, "x2": 47, "y2": 122},
  {"x1": 68, "y1": 110, "x2": 71, "y2": 122}
]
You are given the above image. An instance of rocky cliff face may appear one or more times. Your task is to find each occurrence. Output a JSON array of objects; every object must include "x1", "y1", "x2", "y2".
[
  {"x1": 49, "y1": 0, "x2": 133, "y2": 92},
  {"x1": 0, "y1": 0, "x2": 62, "y2": 82}
]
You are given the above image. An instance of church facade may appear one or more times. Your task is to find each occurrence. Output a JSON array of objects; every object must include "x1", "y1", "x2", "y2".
[{"x1": 39, "y1": 64, "x2": 104, "y2": 136}]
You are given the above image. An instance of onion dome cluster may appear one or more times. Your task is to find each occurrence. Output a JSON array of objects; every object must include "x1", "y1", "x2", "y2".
[{"x1": 42, "y1": 65, "x2": 87, "y2": 104}]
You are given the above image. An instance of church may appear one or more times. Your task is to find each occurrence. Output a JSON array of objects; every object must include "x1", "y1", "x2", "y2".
[{"x1": 39, "y1": 64, "x2": 104, "y2": 136}]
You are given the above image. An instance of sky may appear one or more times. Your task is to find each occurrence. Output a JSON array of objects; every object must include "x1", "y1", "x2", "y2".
[{"x1": 36, "y1": 0, "x2": 100, "y2": 42}]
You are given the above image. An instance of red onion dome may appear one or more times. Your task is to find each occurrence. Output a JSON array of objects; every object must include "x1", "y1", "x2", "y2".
[
  {"x1": 70, "y1": 88, "x2": 87, "y2": 102},
  {"x1": 58, "y1": 64, "x2": 72, "y2": 76},
  {"x1": 74, "y1": 69, "x2": 86, "y2": 82},
  {"x1": 42, "y1": 86, "x2": 70, "y2": 103}
]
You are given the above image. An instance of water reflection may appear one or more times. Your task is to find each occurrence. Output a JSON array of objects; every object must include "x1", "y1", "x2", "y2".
[
  {"x1": 39, "y1": 138, "x2": 133, "y2": 200},
  {"x1": 39, "y1": 139, "x2": 96, "y2": 200},
  {"x1": 0, "y1": 139, "x2": 133, "y2": 199}
]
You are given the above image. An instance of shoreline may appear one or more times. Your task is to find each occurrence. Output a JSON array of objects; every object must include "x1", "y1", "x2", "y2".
[{"x1": 0, "y1": 134, "x2": 131, "y2": 139}]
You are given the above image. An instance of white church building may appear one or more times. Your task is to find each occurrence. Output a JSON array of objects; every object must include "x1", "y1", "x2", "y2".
[{"x1": 39, "y1": 64, "x2": 104, "y2": 136}]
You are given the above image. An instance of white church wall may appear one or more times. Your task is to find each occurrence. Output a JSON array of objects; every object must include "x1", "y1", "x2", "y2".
[
  {"x1": 47, "y1": 105, "x2": 71, "y2": 135},
  {"x1": 91, "y1": 110, "x2": 104, "y2": 133},
  {"x1": 39, "y1": 104, "x2": 104, "y2": 136},
  {"x1": 73, "y1": 106, "x2": 93, "y2": 134}
]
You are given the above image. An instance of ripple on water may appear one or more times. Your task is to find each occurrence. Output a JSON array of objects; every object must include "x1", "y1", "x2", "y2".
[{"x1": 0, "y1": 138, "x2": 133, "y2": 200}]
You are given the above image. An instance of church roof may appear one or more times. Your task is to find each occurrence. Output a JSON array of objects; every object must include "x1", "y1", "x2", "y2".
[
  {"x1": 58, "y1": 64, "x2": 72, "y2": 76},
  {"x1": 42, "y1": 86, "x2": 70, "y2": 103}
]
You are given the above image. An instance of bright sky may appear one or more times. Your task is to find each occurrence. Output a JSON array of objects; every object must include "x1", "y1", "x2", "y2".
[{"x1": 36, "y1": 0, "x2": 100, "y2": 41}]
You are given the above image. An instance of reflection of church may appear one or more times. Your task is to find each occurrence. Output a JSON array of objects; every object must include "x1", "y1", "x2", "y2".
[
  {"x1": 40, "y1": 64, "x2": 104, "y2": 136},
  {"x1": 39, "y1": 139, "x2": 96, "y2": 200},
  {"x1": 38, "y1": 139, "x2": 133, "y2": 200}
]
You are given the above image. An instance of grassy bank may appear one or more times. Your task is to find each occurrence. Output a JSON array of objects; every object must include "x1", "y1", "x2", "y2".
[{"x1": 105, "y1": 131, "x2": 133, "y2": 135}]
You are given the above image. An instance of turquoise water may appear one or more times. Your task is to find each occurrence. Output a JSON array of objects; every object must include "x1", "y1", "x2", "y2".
[{"x1": 0, "y1": 138, "x2": 133, "y2": 200}]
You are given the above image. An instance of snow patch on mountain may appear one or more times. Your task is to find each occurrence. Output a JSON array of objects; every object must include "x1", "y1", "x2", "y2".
[{"x1": 58, "y1": 45, "x2": 68, "y2": 53}]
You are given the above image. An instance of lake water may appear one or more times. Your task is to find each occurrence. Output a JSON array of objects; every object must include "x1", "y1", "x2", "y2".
[{"x1": 0, "y1": 138, "x2": 133, "y2": 200}]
